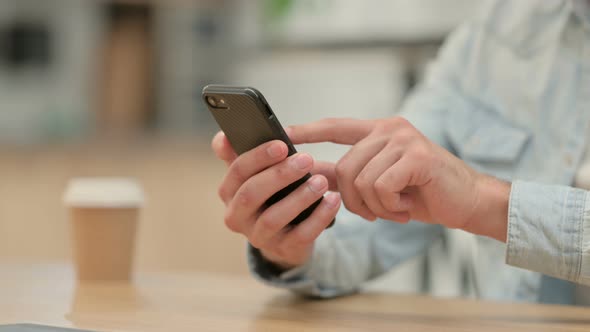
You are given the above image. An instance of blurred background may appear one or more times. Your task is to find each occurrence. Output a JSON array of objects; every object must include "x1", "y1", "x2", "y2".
[{"x1": 0, "y1": 0, "x2": 481, "y2": 297}]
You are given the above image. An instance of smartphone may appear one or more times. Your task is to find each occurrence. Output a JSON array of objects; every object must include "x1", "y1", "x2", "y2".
[{"x1": 202, "y1": 84, "x2": 334, "y2": 228}]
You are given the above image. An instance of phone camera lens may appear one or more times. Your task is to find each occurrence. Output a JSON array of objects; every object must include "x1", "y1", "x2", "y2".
[{"x1": 207, "y1": 96, "x2": 217, "y2": 107}]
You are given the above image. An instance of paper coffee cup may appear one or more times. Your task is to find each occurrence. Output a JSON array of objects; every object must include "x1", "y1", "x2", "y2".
[{"x1": 64, "y1": 178, "x2": 144, "y2": 281}]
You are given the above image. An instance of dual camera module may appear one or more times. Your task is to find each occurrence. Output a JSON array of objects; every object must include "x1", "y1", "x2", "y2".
[{"x1": 206, "y1": 96, "x2": 228, "y2": 109}]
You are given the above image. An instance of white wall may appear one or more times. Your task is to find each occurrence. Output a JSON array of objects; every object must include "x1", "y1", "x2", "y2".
[
  {"x1": 230, "y1": 50, "x2": 404, "y2": 162},
  {"x1": 266, "y1": 0, "x2": 480, "y2": 44}
]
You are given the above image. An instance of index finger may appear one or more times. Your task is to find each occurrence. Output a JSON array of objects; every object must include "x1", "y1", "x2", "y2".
[{"x1": 287, "y1": 118, "x2": 375, "y2": 145}]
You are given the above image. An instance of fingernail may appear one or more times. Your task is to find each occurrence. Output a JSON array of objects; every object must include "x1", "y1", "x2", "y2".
[
  {"x1": 285, "y1": 127, "x2": 293, "y2": 137},
  {"x1": 267, "y1": 143, "x2": 284, "y2": 158},
  {"x1": 391, "y1": 194, "x2": 413, "y2": 212},
  {"x1": 397, "y1": 199, "x2": 412, "y2": 211},
  {"x1": 324, "y1": 193, "x2": 340, "y2": 209},
  {"x1": 308, "y1": 176, "x2": 327, "y2": 193},
  {"x1": 363, "y1": 211, "x2": 377, "y2": 222},
  {"x1": 291, "y1": 154, "x2": 312, "y2": 169}
]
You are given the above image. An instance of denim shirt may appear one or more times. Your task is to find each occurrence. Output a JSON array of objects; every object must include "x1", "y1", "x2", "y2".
[{"x1": 247, "y1": 0, "x2": 590, "y2": 305}]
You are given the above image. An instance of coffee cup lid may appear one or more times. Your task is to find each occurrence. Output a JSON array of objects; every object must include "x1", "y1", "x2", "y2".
[{"x1": 63, "y1": 177, "x2": 144, "y2": 208}]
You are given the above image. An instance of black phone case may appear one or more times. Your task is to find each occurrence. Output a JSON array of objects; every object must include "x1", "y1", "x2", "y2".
[{"x1": 202, "y1": 84, "x2": 334, "y2": 228}]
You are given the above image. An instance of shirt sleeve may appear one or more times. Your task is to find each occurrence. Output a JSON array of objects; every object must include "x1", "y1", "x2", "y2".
[
  {"x1": 247, "y1": 209, "x2": 444, "y2": 298},
  {"x1": 398, "y1": 17, "x2": 479, "y2": 150},
  {"x1": 506, "y1": 180, "x2": 590, "y2": 286}
]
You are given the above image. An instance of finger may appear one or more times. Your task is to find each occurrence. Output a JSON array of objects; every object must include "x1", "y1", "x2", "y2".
[
  {"x1": 211, "y1": 131, "x2": 238, "y2": 166},
  {"x1": 218, "y1": 140, "x2": 288, "y2": 204},
  {"x1": 375, "y1": 156, "x2": 415, "y2": 213},
  {"x1": 286, "y1": 118, "x2": 375, "y2": 145},
  {"x1": 249, "y1": 175, "x2": 329, "y2": 249},
  {"x1": 279, "y1": 192, "x2": 341, "y2": 249},
  {"x1": 336, "y1": 137, "x2": 387, "y2": 221},
  {"x1": 226, "y1": 153, "x2": 315, "y2": 233},
  {"x1": 355, "y1": 147, "x2": 406, "y2": 220},
  {"x1": 311, "y1": 161, "x2": 338, "y2": 191},
  {"x1": 384, "y1": 210, "x2": 411, "y2": 223}
]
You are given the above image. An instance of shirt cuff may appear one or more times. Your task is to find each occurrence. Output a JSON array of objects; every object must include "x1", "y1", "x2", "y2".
[
  {"x1": 246, "y1": 242, "x2": 355, "y2": 298},
  {"x1": 247, "y1": 243, "x2": 333, "y2": 297},
  {"x1": 247, "y1": 244, "x2": 311, "y2": 283},
  {"x1": 506, "y1": 180, "x2": 589, "y2": 284},
  {"x1": 580, "y1": 193, "x2": 590, "y2": 285}
]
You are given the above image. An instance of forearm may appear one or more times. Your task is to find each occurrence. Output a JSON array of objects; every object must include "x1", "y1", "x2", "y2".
[{"x1": 247, "y1": 209, "x2": 444, "y2": 298}]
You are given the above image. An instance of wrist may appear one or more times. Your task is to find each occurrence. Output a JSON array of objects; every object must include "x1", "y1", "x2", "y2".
[
  {"x1": 260, "y1": 249, "x2": 303, "y2": 271},
  {"x1": 463, "y1": 174, "x2": 511, "y2": 242}
]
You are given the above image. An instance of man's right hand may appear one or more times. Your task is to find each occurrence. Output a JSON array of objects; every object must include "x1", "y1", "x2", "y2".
[{"x1": 211, "y1": 131, "x2": 341, "y2": 270}]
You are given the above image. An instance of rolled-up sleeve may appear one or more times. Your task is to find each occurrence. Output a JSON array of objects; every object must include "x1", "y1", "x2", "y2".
[
  {"x1": 506, "y1": 180, "x2": 590, "y2": 286},
  {"x1": 247, "y1": 209, "x2": 443, "y2": 298}
]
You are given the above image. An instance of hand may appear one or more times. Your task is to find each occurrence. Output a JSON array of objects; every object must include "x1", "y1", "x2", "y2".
[
  {"x1": 211, "y1": 131, "x2": 341, "y2": 269},
  {"x1": 287, "y1": 117, "x2": 510, "y2": 242}
]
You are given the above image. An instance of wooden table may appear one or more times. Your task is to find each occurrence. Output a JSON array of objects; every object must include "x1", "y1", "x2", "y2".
[{"x1": 1, "y1": 264, "x2": 589, "y2": 332}]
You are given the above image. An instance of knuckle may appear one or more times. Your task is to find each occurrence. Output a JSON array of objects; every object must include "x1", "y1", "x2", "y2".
[
  {"x1": 223, "y1": 212, "x2": 241, "y2": 233},
  {"x1": 374, "y1": 121, "x2": 392, "y2": 133},
  {"x1": 217, "y1": 185, "x2": 229, "y2": 203},
  {"x1": 321, "y1": 117, "x2": 338, "y2": 126},
  {"x1": 393, "y1": 130, "x2": 414, "y2": 145},
  {"x1": 391, "y1": 125, "x2": 418, "y2": 143},
  {"x1": 353, "y1": 177, "x2": 368, "y2": 192},
  {"x1": 335, "y1": 160, "x2": 349, "y2": 179},
  {"x1": 409, "y1": 143, "x2": 431, "y2": 161},
  {"x1": 257, "y1": 214, "x2": 280, "y2": 234},
  {"x1": 377, "y1": 117, "x2": 409, "y2": 132},
  {"x1": 273, "y1": 162, "x2": 290, "y2": 178},
  {"x1": 323, "y1": 118, "x2": 342, "y2": 138},
  {"x1": 248, "y1": 236, "x2": 264, "y2": 249},
  {"x1": 217, "y1": 186, "x2": 225, "y2": 200},
  {"x1": 341, "y1": 199, "x2": 362, "y2": 216},
  {"x1": 392, "y1": 116, "x2": 411, "y2": 127},
  {"x1": 374, "y1": 179, "x2": 389, "y2": 195},
  {"x1": 234, "y1": 187, "x2": 251, "y2": 206},
  {"x1": 230, "y1": 162, "x2": 246, "y2": 183},
  {"x1": 293, "y1": 231, "x2": 314, "y2": 247},
  {"x1": 391, "y1": 116, "x2": 412, "y2": 130}
]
